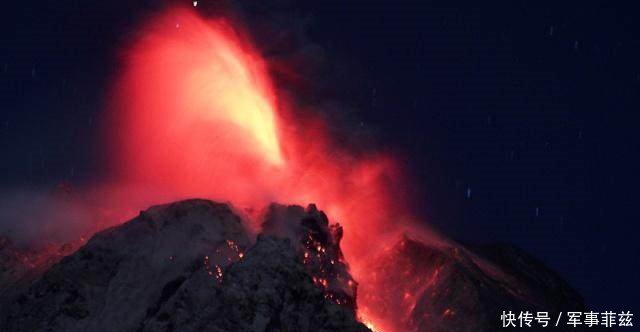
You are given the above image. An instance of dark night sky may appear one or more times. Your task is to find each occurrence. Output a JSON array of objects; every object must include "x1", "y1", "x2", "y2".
[{"x1": 1, "y1": 0, "x2": 638, "y2": 311}]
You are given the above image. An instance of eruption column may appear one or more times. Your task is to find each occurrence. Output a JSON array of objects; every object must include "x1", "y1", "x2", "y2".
[{"x1": 108, "y1": 7, "x2": 416, "y2": 332}]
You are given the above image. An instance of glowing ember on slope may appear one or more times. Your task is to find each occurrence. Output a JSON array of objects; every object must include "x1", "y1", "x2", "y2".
[{"x1": 107, "y1": 6, "x2": 419, "y2": 332}]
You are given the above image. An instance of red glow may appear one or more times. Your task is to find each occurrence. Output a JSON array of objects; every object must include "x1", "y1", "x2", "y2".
[{"x1": 107, "y1": 7, "x2": 416, "y2": 331}]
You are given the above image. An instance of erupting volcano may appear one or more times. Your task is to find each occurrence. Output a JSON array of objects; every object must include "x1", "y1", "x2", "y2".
[
  {"x1": 108, "y1": 9, "x2": 416, "y2": 330},
  {"x1": 0, "y1": 6, "x2": 600, "y2": 332},
  {"x1": 109, "y1": 7, "x2": 411, "y2": 258},
  {"x1": 108, "y1": 7, "x2": 416, "y2": 330}
]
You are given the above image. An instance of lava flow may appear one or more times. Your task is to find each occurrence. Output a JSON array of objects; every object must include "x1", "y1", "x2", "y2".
[{"x1": 107, "y1": 7, "x2": 418, "y2": 331}]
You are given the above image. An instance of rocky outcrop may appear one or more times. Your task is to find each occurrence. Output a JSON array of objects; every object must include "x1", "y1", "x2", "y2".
[{"x1": 262, "y1": 204, "x2": 358, "y2": 309}]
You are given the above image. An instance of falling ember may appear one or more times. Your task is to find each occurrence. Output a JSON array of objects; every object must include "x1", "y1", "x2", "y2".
[{"x1": 107, "y1": 6, "x2": 419, "y2": 332}]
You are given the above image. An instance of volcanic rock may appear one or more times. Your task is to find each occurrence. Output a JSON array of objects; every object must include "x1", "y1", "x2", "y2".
[
  {"x1": 262, "y1": 203, "x2": 358, "y2": 309},
  {"x1": 360, "y1": 235, "x2": 610, "y2": 332},
  {"x1": 0, "y1": 199, "x2": 369, "y2": 332}
]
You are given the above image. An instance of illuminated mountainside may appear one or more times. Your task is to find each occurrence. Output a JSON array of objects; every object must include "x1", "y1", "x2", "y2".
[
  {"x1": 0, "y1": 199, "x2": 604, "y2": 332},
  {"x1": 360, "y1": 237, "x2": 611, "y2": 332},
  {"x1": 0, "y1": 200, "x2": 367, "y2": 332}
]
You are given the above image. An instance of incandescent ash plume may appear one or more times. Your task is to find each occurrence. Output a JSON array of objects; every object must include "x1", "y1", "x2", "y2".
[{"x1": 104, "y1": 6, "x2": 424, "y2": 330}]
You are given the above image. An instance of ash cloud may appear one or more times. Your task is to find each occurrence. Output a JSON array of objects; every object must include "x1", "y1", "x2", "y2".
[{"x1": 0, "y1": 186, "x2": 95, "y2": 248}]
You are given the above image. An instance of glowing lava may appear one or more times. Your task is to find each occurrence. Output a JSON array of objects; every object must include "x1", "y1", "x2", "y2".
[{"x1": 108, "y1": 7, "x2": 416, "y2": 332}]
